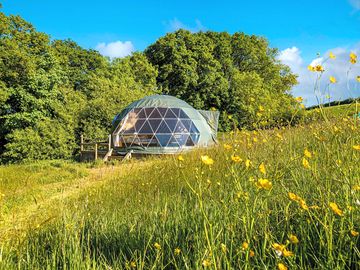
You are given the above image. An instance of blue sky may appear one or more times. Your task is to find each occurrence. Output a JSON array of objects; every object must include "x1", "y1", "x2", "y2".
[{"x1": 2, "y1": 0, "x2": 360, "y2": 105}]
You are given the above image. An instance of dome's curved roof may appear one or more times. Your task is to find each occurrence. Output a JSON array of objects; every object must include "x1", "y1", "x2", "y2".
[
  {"x1": 126, "y1": 94, "x2": 194, "y2": 110},
  {"x1": 111, "y1": 95, "x2": 219, "y2": 154}
]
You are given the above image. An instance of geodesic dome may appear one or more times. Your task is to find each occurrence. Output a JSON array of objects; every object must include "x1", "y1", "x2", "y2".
[{"x1": 111, "y1": 95, "x2": 219, "y2": 154}]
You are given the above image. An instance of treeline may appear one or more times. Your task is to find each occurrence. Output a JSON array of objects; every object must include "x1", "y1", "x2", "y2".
[
  {"x1": 0, "y1": 11, "x2": 299, "y2": 163},
  {"x1": 306, "y1": 97, "x2": 360, "y2": 110}
]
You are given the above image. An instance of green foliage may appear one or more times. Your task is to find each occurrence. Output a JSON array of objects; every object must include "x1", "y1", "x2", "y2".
[
  {"x1": 145, "y1": 30, "x2": 298, "y2": 130},
  {"x1": 0, "y1": 12, "x2": 157, "y2": 162},
  {"x1": 2, "y1": 119, "x2": 75, "y2": 163}
]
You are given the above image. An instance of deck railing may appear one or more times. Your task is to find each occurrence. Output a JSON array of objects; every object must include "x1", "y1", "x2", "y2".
[{"x1": 80, "y1": 134, "x2": 112, "y2": 161}]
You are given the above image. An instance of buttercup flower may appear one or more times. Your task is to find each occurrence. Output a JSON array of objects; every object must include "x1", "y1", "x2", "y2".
[
  {"x1": 223, "y1": 143, "x2": 232, "y2": 150},
  {"x1": 353, "y1": 145, "x2": 360, "y2": 151},
  {"x1": 295, "y1": 96, "x2": 303, "y2": 102},
  {"x1": 231, "y1": 155, "x2": 242, "y2": 163},
  {"x1": 350, "y1": 52, "x2": 357, "y2": 64},
  {"x1": 304, "y1": 149, "x2": 312, "y2": 158},
  {"x1": 259, "y1": 162, "x2": 266, "y2": 175},
  {"x1": 202, "y1": 259, "x2": 211, "y2": 267},
  {"x1": 315, "y1": 65, "x2": 324, "y2": 72},
  {"x1": 329, "y1": 202, "x2": 343, "y2": 216},
  {"x1": 272, "y1": 243, "x2": 293, "y2": 257},
  {"x1": 221, "y1": 243, "x2": 227, "y2": 253},
  {"x1": 249, "y1": 249, "x2": 255, "y2": 257},
  {"x1": 256, "y1": 178, "x2": 272, "y2": 190},
  {"x1": 154, "y1": 242, "x2": 161, "y2": 250},
  {"x1": 308, "y1": 65, "x2": 316, "y2": 72},
  {"x1": 302, "y1": 158, "x2": 311, "y2": 169},
  {"x1": 289, "y1": 234, "x2": 299, "y2": 244},
  {"x1": 201, "y1": 155, "x2": 214, "y2": 165},
  {"x1": 242, "y1": 242, "x2": 249, "y2": 250}
]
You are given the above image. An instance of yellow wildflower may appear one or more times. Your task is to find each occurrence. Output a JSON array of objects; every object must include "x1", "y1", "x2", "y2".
[
  {"x1": 315, "y1": 65, "x2": 324, "y2": 72},
  {"x1": 300, "y1": 104, "x2": 305, "y2": 109},
  {"x1": 223, "y1": 143, "x2": 232, "y2": 150},
  {"x1": 130, "y1": 261, "x2": 136, "y2": 268},
  {"x1": 242, "y1": 242, "x2": 249, "y2": 250},
  {"x1": 231, "y1": 155, "x2": 242, "y2": 163},
  {"x1": 201, "y1": 155, "x2": 214, "y2": 165},
  {"x1": 302, "y1": 157, "x2": 310, "y2": 169},
  {"x1": 245, "y1": 159, "x2": 251, "y2": 168},
  {"x1": 350, "y1": 52, "x2": 357, "y2": 64},
  {"x1": 350, "y1": 230, "x2": 359, "y2": 237},
  {"x1": 282, "y1": 249, "x2": 294, "y2": 257},
  {"x1": 307, "y1": 65, "x2": 315, "y2": 72},
  {"x1": 304, "y1": 149, "x2": 312, "y2": 158},
  {"x1": 288, "y1": 192, "x2": 299, "y2": 202},
  {"x1": 154, "y1": 242, "x2": 161, "y2": 250},
  {"x1": 174, "y1": 247, "x2": 181, "y2": 255},
  {"x1": 272, "y1": 243, "x2": 293, "y2": 257},
  {"x1": 249, "y1": 249, "x2": 255, "y2": 257},
  {"x1": 276, "y1": 133, "x2": 283, "y2": 140},
  {"x1": 256, "y1": 178, "x2": 273, "y2": 190},
  {"x1": 259, "y1": 162, "x2": 266, "y2": 175},
  {"x1": 299, "y1": 199, "x2": 309, "y2": 210},
  {"x1": 353, "y1": 145, "x2": 360, "y2": 150},
  {"x1": 329, "y1": 202, "x2": 343, "y2": 216},
  {"x1": 221, "y1": 243, "x2": 227, "y2": 253},
  {"x1": 295, "y1": 96, "x2": 303, "y2": 103},
  {"x1": 352, "y1": 185, "x2": 360, "y2": 191},
  {"x1": 289, "y1": 234, "x2": 299, "y2": 244},
  {"x1": 278, "y1": 263, "x2": 288, "y2": 270},
  {"x1": 202, "y1": 259, "x2": 211, "y2": 267},
  {"x1": 329, "y1": 52, "x2": 336, "y2": 59},
  {"x1": 177, "y1": 155, "x2": 184, "y2": 161},
  {"x1": 329, "y1": 76, "x2": 337, "y2": 83},
  {"x1": 272, "y1": 243, "x2": 285, "y2": 252},
  {"x1": 258, "y1": 105, "x2": 265, "y2": 112}
]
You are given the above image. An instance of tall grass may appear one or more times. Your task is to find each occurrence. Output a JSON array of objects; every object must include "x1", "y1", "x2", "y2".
[{"x1": 0, "y1": 116, "x2": 359, "y2": 269}]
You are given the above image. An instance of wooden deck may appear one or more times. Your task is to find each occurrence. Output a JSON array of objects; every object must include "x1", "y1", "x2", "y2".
[{"x1": 80, "y1": 134, "x2": 131, "y2": 162}]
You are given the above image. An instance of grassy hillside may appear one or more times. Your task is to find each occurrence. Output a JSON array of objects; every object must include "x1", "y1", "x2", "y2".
[
  {"x1": 0, "y1": 114, "x2": 360, "y2": 269},
  {"x1": 306, "y1": 102, "x2": 360, "y2": 121}
]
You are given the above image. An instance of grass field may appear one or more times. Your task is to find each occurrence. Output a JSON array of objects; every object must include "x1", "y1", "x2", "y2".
[{"x1": 0, "y1": 107, "x2": 359, "y2": 269}]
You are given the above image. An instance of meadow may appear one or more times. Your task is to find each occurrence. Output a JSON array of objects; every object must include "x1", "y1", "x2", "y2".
[{"x1": 0, "y1": 107, "x2": 359, "y2": 270}]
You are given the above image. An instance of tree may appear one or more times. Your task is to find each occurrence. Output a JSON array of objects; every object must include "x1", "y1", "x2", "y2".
[
  {"x1": 145, "y1": 29, "x2": 298, "y2": 130},
  {"x1": 0, "y1": 11, "x2": 158, "y2": 162}
]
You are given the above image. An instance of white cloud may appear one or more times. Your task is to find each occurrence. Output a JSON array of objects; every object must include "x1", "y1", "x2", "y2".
[
  {"x1": 278, "y1": 45, "x2": 360, "y2": 106},
  {"x1": 278, "y1": 47, "x2": 303, "y2": 73},
  {"x1": 349, "y1": 0, "x2": 360, "y2": 10},
  {"x1": 96, "y1": 41, "x2": 134, "y2": 59},
  {"x1": 165, "y1": 18, "x2": 206, "y2": 33}
]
